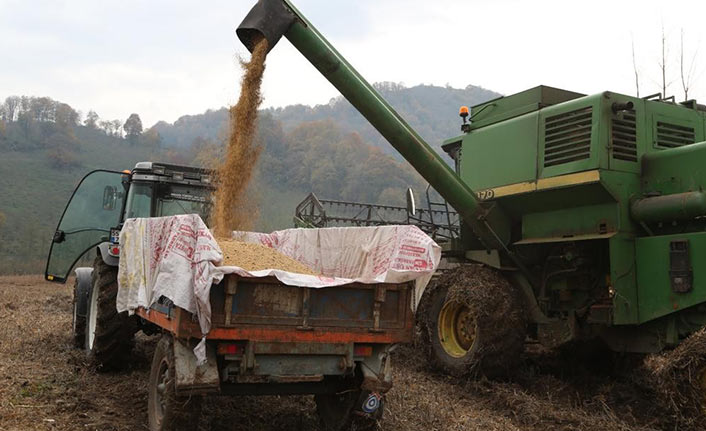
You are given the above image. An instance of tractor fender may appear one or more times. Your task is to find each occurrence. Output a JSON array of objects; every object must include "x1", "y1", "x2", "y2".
[
  {"x1": 96, "y1": 242, "x2": 119, "y2": 267},
  {"x1": 74, "y1": 267, "x2": 93, "y2": 319}
]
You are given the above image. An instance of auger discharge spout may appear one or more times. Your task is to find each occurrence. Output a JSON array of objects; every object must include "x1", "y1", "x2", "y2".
[{"x1": 237, "y1": 0, "x2": 511, "y2": 248}]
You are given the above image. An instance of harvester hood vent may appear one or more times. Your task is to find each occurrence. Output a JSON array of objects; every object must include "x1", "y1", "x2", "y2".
[
  {"x1": 543, "y1": 107, "x2": 593, "y2": 167},
  {"x1": 611, "y1": 110, "x2": 638, "y2": 162}
]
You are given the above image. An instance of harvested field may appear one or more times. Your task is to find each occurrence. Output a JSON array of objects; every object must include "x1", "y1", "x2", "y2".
[
  {"x1": 0, "y1": 275, "x2": 698, "y2": 431},
  {"x1": 217, "y1": 238, "x2": 317, "y2": 274}
]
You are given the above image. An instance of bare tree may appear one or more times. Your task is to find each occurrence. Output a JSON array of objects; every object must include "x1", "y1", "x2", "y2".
[
  {"x1": 659, "y1": 25, "x2": 668, "y2": 97},
  {"x1": 99, "y1": 120, "x2": 113, "y2": 135},
  {"x1": 631, "y1": 37, "x2": 640, "y2": 97},
  {"x1": 111, "y1": 119, "x2": 123, "y2": 137},
  {"x1": 2, "y1": 96, "x2": 20, "y2": 122},
  {"x1": 680, "y1": 28, "x2": 698, "y2": 101}
]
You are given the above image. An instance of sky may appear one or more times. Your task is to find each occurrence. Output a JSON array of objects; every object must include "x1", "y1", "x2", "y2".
[{"x1": 2, "y1": 0, "x2": 706, "y2": 128}]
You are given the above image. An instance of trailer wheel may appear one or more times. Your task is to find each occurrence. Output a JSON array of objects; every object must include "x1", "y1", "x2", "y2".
[
  {"x1": 148, "y1": 335, "x2": 202, "y2": 431},
  {"x1": 424, "y1": 265, "x2": 526, "y2": 378},
  {"x1": 85, "y1": 256, "x2": 135, "y2": 370},
  {"x1": 315, "y1": 388, "x2": 381, "y2": 431}
]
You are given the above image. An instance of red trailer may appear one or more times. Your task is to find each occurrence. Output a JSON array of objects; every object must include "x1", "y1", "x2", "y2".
[{"x1": 137, "y1": 273, "x2": 414, "y2": 431}]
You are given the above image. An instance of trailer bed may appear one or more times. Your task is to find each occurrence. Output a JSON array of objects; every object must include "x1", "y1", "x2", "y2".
[{"x1": 137, "y1": 274, "x2": 413, "y2": 344}]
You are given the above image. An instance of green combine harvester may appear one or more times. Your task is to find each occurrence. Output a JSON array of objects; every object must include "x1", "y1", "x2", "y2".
[{"x1": 239, "y1": 0, "x2": 706, "y2": 381}]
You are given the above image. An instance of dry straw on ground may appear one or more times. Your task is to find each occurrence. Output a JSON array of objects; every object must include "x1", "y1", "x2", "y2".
[{"x1": 1, "y1": 275, "x2": 703, "y2": 431}]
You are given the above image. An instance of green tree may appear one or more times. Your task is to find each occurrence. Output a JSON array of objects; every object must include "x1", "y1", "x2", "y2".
[
  {"x1": 123, "y1": 113, "x2": 143, "y2": 145},
  {"x1": 84, "y1": 110, "x2": 99, "y2": 128},
  {"x1": 141, "y1": 127, "x2": 162, "y2": 148},
  {"x1": 55, "y1": 103, "x2": 79, "y2": 129}
]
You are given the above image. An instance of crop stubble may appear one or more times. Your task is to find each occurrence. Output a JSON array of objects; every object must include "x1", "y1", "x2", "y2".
[{"x1": 1, "y1": 275, "x2": 702, "y2": 431}]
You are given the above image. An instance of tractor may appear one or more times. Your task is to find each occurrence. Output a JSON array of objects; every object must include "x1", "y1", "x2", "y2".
[{"x1": 45, "y1": 161, "x2": 214, "y2": 369}]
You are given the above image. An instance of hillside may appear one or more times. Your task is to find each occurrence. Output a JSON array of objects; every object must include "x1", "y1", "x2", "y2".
[
  {"x1": 0, "y1": 84, "x2": 495, "y2": 274},
  {"x1": 0, "y1": 122, "x2": 169, "y2": 274},
  {"x1": 1, "y1": 114, "x2": 412, "y2": 274},
  {"x1": 268, "y1": 82, "x2": 501, "y2": 153},
  {"x1": 153, "y1": 83, "x2": 501, "y2": 153}
]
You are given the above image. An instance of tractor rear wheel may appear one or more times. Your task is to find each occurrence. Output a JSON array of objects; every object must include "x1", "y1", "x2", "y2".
[
  {"x1": 422, "y1": 264, "x2": 526, "y2": 378},
  {"x1": 85, "y1": 256, "x2": 135, "y2": 370}
]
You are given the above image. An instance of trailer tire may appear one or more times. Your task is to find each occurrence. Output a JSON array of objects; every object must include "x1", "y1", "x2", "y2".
[
  {"x1": 424, "y1": 264, "x2": 526, "y2": 378},
  {"x1": 148, "y1": 335, "x2": 202, "y2": 431},
  {"x1": 315, "y1": 386, "x2": 381, "y2": 431},
  {"x1": 85, "y1": 256, "x2": 135, "y2": 371}
]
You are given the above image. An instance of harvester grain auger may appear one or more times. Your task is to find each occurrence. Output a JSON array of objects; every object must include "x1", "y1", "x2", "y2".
[{"x1": 239, "y1": 0, "x2": 706, "y2": 390}]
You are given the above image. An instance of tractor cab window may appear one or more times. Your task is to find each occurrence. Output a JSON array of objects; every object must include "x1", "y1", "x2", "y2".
[
  {"x1": 124, "y1": 183, "x2": 153, "y2": 219},
  {"x1": 124, "y1": 181, "x2": 212, "y2": 222},
  {"x1": 155, "y1": 183, "x2": 211, "y2": 222}
]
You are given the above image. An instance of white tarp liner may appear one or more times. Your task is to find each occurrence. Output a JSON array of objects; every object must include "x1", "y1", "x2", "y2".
[{"x1": 117, "y1": 214, "x2": 441, "y2": 362}]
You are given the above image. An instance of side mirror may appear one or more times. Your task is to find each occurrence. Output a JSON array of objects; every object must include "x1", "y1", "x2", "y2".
[
  {"x1": 103, "y1": 185, "x2": 118, "y2": 210},
  {"x1": 406, "y1": 188, "x2": 416, "y2": 216}
]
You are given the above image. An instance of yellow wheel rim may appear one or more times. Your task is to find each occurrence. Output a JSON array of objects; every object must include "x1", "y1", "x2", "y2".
[{"x1": 438, "y1": 300, "x2": 475, "y2": 358}]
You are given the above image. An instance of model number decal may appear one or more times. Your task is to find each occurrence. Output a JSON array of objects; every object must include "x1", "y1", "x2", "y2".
[{"x1": 476, "y1": 189, "x2": 495, "y2": 200}]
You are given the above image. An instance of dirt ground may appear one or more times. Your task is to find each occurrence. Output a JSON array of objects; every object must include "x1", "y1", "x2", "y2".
[{"x1": 0, "y1": 275, "x2": 696, "y2": 431}]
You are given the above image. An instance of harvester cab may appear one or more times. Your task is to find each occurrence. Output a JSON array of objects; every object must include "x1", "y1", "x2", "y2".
[{"x1": 45, "y1": 161, "x2": 214, "y2": 283}]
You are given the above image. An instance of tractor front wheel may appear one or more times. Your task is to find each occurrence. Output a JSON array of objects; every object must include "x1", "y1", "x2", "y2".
[
  {"x1": 71, "y1": 270, "x2": 91, "y2": 348},
  {"x1": 84, "y1": 256, "x2": 135, "y2": 370}
]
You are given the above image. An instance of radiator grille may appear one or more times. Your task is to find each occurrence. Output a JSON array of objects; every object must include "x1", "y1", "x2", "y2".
[
  {"x1": 611, "y1": 110, "x2": 637, "y2": 162},
  {"x1": 656, "y1": 122, "x2": 695, "y2": 149},
  {"x1": 543, "y1": 107, "x2": 593, "y2": 167}
]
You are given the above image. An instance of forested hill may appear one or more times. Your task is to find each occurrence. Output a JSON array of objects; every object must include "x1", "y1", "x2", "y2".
[
  {"x1": 268, "y1": 83, "x2": 501, "y2": 153},
  {"x1": 153, "y1": 83, "x2": 501, "y2": 153},
  {"x1": 0, "y1": 83, "x2": 500, "y2": 274}
]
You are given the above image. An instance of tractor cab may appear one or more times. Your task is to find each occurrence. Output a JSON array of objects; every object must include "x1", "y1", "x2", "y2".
[{"x1": 45, "y1": 161, "x2": 215, "y2": 283}]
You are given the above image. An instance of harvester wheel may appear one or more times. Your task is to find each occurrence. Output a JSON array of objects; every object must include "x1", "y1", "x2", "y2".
[
  {"x1": 423, "y1": 264, "x2": 526, "y2": 378},
  {"x1": 85, "y1": 256, "x2": 135, "y2": 370},
  {"x1": 148, "y1": 335, "x2": 202, "y2": 431}
]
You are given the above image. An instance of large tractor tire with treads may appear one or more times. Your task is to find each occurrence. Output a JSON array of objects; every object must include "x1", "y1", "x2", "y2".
[
  {"x1": 420, "y1": 264, "x2": 526, "y2": 378},
  {"x1": 85, "y1": 256, "x2": 136, "y2": 371}
]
